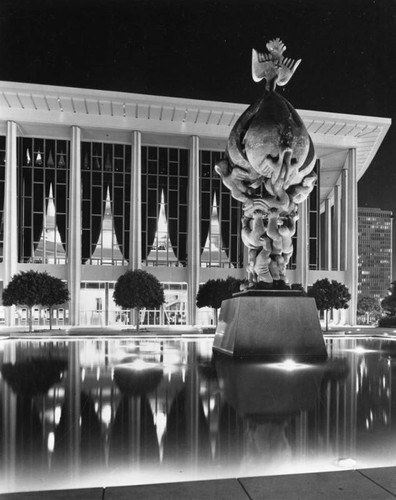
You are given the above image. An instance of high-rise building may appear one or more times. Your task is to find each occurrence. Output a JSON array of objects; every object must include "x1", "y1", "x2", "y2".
[{"x1": 358, "y1": 207, "x2": 393, "y2": 301}]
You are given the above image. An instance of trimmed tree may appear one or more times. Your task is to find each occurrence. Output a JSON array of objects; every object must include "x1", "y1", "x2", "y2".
[
  {"x1": 357, "y1": 295, "x2": 381, "y2": 325},
  {"x1": 2, "y1": 270, "x2": 69, "y2": 332},
  {"x1": 113, "y1": 270, "x2": 165, "y2": 331},
  {"x1": 381, "y1": 282, "x2": 396, "y2": 317},
  {"x1": 379, "y1": 282, "x2": 396, "y2": 326},
  {"x1": 39, "y1": 273, "x2": 70, "y2": 330},
  {"x1": 196, "y1": 277, "x2": 242, "y2": 326},
  {"x1": 307, "y1": 278, "x2": 351, "y2": 331}
]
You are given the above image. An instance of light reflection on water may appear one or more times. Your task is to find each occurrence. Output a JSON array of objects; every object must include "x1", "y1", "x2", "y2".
[{"x1": 0, "y1": 336, "x2": 396, "y2": 493}]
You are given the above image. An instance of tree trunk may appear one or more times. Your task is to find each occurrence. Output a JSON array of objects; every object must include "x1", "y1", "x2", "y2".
[
  {"x1": 135, "y1": 307, "x2": 140, "y2": 332},
  {"x1": 28, "y1": 307, "x2": 33, "y2": 333},
  {"x1": 325, "y1": 309, "x2": 329, "y2": 331},
  {"x1": 49, "y1": 307, "x2": 53, "y2": 330}
]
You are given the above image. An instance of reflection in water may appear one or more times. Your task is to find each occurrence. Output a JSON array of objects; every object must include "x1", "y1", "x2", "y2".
[
  {"x1": 1, "y1": 358, "x2": 67, "y2": 397},
  {"x1": 0, "y1": 337, "x2": 395, "y2": 493},
  {"x1": 110, "y1": 363, "x2": 162, "y2": 465},
  {"x1": 215, "y1": 355, "x2": 349, "y2": 476}
]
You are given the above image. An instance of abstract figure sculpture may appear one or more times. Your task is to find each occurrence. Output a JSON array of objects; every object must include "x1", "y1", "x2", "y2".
[{"x1": 215, "y1": 38, "x2": 317, "y2": 288}]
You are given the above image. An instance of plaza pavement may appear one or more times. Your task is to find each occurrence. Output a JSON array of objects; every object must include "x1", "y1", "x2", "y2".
[{"x1": 1, "y1": 468, "x2": 396, "y2": 499}]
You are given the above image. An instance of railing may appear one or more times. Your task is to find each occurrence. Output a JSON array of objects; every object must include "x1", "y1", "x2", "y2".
[
  {"x1": 79, "y1": 308, "x2": 187, "y2": 327},
  {"x1": 11, "y1": 307, "x2": 69, "y2": 327}
]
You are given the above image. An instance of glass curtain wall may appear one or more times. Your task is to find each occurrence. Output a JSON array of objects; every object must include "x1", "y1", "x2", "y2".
[
  {"x1": 81, "y1": 142, "x2": 131, "y2": 265},
  {"x1": 141, "y1": 146, "x2": 188, "y2": 267},
  {"x1": 288, "y1": 159, "x2": 321, "y2": 270},
  {"x1": 17, "y1": 138, "x2": 70, "y2": 264},
  {"x1": 200, "y1": 150, "x2": 243, "y2": 268}
]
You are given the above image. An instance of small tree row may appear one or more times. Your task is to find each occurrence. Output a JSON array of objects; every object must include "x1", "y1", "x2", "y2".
[
  {"x1": 2, "y1": 269, "x2": 166, "y2": 333},
  {"x1": 12, "y1": 270, "x2": 394, "y2": 331},
  {"x1": 195, "y1": 277, "x2": 352, "y2": 331}
]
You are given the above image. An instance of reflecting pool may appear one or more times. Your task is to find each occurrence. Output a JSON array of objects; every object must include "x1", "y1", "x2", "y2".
[{"x1": 1, "y1": 336, "x2": 396, "y2": 493}]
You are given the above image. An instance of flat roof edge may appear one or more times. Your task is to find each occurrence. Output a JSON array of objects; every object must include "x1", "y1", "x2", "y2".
[{"x1": 0, "y1": 80, "x2": 391, "y2": 127}]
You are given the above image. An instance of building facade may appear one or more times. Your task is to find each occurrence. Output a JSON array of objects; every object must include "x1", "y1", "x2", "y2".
[
  {"x1": 358, "y1": 207, "x2": 393, "y2": 301},
  {"x1": 0, "y1": 81, "x2": 391, "y2": 327}
]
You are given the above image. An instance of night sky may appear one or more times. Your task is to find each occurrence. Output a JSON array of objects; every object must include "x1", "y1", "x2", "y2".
[{"x1": 1, "y1": 0, "x2": 396, "y2": 271}]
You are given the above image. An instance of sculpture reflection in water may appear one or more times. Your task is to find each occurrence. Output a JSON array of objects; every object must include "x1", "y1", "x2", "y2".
[
  {"x1": 214, "y1": 356, "x2": 349, "y2": 475},
  {"x1": 1, "y1": 338, "x2": 396, "y2": 493},
  {"x1": 215, "y1": 38, "x2": 317, "y2": 288}
]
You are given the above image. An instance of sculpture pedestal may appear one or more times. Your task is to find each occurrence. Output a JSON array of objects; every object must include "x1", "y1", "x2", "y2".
[{"x1": 213, "y1": 290, "x2": 327, "y2": 360}]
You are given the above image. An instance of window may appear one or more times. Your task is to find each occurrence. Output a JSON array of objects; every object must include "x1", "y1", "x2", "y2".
[
  {"x1": 18, "y1": 138, "x2": 69, "y2": 263},
  {"x1": 81, "y1": 142, "x2": 131, "y2": 265},
  {"x1": 162, "y1": 282, "x2": 187, "y2": 325},
  {"x1": 200, "y1": 150, "x2": 243, "y2": 268},
  {"x1": 141, "y1": 146, "x2": 188, "y2": 267},
  {"x1": 308, "y1": 160, "x2": 320, "y2": 270}
]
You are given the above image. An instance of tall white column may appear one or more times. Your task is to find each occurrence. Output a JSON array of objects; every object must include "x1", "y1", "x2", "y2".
[
  {"x1": 129, "y1": 131, "x2": 141, "y2": 270},
  {"x1": 345, "y1": 149, "x2": 358, "y2": 325},
  {"x1": 340, "y1": 168, "x2": 348, "y2": 271},
  {"x1": 3, "y1": 121, "x2": 18, "y2": 326},
  {"x1": 68, "y1": 126, "x2": 81, "y2": 326},
  {"x1": 187, "y1": 136, "x2": 200, "y2": 325},
  {"x1": 296, "y1": 200, "x2": 308, "y2": 290},
  {"x1": 324, "y1": 198, "x2": 332, "y2": 271},
  {"x1": 333, "y1": 184, "x2": 341, "y2": 271}
]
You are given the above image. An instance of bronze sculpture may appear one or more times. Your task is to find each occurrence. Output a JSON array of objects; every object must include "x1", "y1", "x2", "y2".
[{"x1": 216, "y1": 38, "x2": 317, "y2": 288}]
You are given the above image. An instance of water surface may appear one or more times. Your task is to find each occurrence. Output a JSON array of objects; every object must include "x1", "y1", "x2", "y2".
[{"x1": 0, "y1": 336, "x2": 395, "y2": 493}]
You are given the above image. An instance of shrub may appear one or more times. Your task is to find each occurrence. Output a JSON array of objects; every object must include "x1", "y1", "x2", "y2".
[{"x1": 378, "y1": 316, "x2": 396, "y2": 328}]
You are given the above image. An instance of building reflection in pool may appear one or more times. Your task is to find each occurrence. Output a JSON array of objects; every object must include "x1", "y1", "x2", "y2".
[{"x1": 0, "y1": 337, "x2": 395, "y2": 493}]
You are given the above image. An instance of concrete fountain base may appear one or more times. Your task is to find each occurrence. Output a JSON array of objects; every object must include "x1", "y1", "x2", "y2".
[{"x1": 212, "y1": 290, "x2": 328, "y2": 360}]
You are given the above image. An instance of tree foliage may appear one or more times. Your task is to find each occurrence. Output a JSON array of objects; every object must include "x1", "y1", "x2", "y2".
[
  {"x1": 113, "y1": 270, "x2": 165, "y2": 330},
  {"x1": 308, "y1": 279, "x2": 351, "y2": 312},
  {"x1": 308, "y1": 278, "x2": 351, "y2": 331},
  {"x1": 196, "y1": 277, "x2": 242, "y2": 310},
  {"x1": 357, "y1": 295, "x2": 381, "y2": 315},
  {"x1": 2, "y1": 271, "x2": 70, "y2": 331},
  {"x1": 39, "y1": 274, "x2": 70, "y2": 329},
  {"x1": 357, "y1": 295, "x2": 381, "y2": 325},
  {"x1": 2, "y1": 271, "x2": 43, "y2": 309},
  {"x1": 39, "y1": 274, "x2": 70, "y2": 310},
  {"x1": 381, "y1": 282, "x2": 396, "y2": 317}
]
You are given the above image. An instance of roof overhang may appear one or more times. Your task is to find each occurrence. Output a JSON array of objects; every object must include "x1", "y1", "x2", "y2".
[{"x1": 0, "y1": 81, "x2": 390, "y2": 199}]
